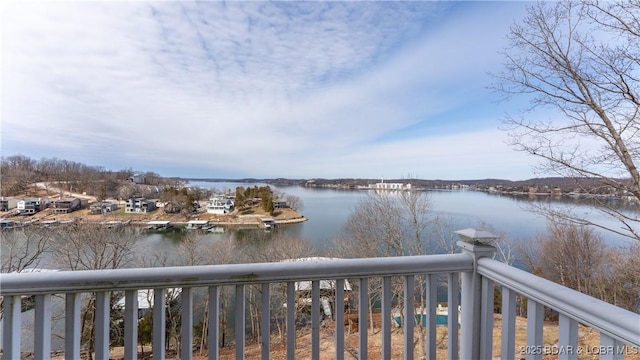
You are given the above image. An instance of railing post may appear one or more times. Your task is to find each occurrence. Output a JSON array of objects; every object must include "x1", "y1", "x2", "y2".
[
  {"x1": 286, "y1": 282, "x2": 296, "y2": 360},
  {"x1": 479, "y1": 276, "x2": 494, "y2": 360},
  {"x1": 312, "y1": 280, "x2": 320, "y2": 360},
  {"x1": 358, "y1": 277, "x2": 369, "y2": 360},
  {"x1": 381, "y1": 276, "x2": 392, "y2": 360},
  {"x1": 457, "y1": 239, "x2": 496, "y2": 360},
  {"x1": 182, "y1": 287, "x2": 194, "y2": 360},
  {"x1": 65, "y1": 292, "x2": 82, "y2": 360},
  {"x1": 335, "y1": 279, "x2": 345, "y2": 360},
  {"x1": 234, "y1": 285, "x2": 245, "y2": 360},
  {"x1": 425, "y1": 274, "x2": 437, "y2": 360},
  {"x1": 404, "y1": 275, "x2": 415, "y2": 360},
  {"x1": 501, "y1": 286, "x2": 516, "y2": 360},
  {"x1": 2, "y1": 295, "x2": 21, "y2": 360},
  {"x1": 600, "y1": 334, "x2": 624, "y2": 360},
  {"x1": 124, "y1": 290, "x2": 139, "y2": 360},
  {"x1": 558, "y1": 314, "x2": 578, "y2": 360},
  {"x1": 526, "y1": 300, "x2": 544, "y2": 360},
  {"x1": 261, "y1": 283, "x2": 270, "y2": 360},
  {"x1": 95, "y1": 291, "x2": 111, "y2": 360},
  {"x1": 153, "y1": 288, "x2": 166, "y2": 360},
  {"x1": 208, "y1": 286, "x2": 220, "y2": 360},
  {"x1": 34, "y1": 294, "x2": 52, "y2": 360}
]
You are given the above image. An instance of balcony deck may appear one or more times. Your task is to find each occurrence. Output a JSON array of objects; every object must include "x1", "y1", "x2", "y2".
[{"x1": 1, "y1": 240, "x2": 638, "y2": 360}]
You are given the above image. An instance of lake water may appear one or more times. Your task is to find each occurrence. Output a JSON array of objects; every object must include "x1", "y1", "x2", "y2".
[
  {"x1": 4, "y1": 181, "x2": 633, "y2": 271},
  {"x1": 187, "y1": 181, "x2": 637, "y2": 250},
  {"x1": 3, "y1": 181, "x2": 637, "y2": 351}
]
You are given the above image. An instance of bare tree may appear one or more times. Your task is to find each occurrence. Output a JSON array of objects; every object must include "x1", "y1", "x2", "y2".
[
  {"x1": 398, "y1": 189, "x2": 432, "y2": 254},
  {"x1": 248, "y1": 236, "x2": 316, "y2": 264},
  {"x1": 241, "y1": 236, "x2": 317, "y2": 345},
  {"x1": 609, "y1": 242, "x2": 640, "y2": 311},
  {"x1": 336, "y1": 191, "x2": 406, "y2": 258},
  {"x1": 52, "y1": 224, "x2": 139, "y2": 271},
  {"x1": 0, "y1": 155, "x2": 39, "y2": 195},
  {"x1": 334, "y1": 189, "x2": 434, "y2": 355},
  {"x1": 0, "y1": 227, "x2": 53, "y2": 320},
  {"x1": 284, "y1": 194, "x2": 304, "y2": 212},
  {"x1": 51, "y1": 224, "x2": 141, "y2": 359},
  {"x1": 336, "y1": 189, "x2": 434, "y2": 257},
  {"x1": 0, "y1": 227, "x2": 52, "y2": 273},
  {"x1": 175, "y1": 231, "x2": 209, "y2": 266},
  {"x1": 492, "y1": 1, "x2": 640, "y2": 241},
  {"x1": 428, "y1": 216, "x2": 459, "y2": 254},
  {"x1": 519, "y1": 220, "x2": 639, "y2": 312}
]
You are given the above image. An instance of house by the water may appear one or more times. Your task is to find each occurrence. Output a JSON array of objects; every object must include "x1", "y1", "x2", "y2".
[
  {"x1": 17, "y1": 198, "x2": 50, "y2": 215},
  {"x1": 89, "y1": 202, "x2": 119, "y2": 214},
  {"x1": 206, "y1": 197, "x2": 234, "y2": 214},
  {"x1": 0, "y1": 198, "x2": 18, "y2": 212},
  {"x1": 52, "y1": 197, "x2": 81, "y2": 214},
  {"x1": 125, "y1": 197, "x2": 156, "y2": 213}
]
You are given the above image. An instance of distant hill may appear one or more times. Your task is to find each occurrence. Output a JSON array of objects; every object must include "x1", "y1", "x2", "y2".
[{"x1": 183, "y1": 177, "x2": 615, "y2": 191}]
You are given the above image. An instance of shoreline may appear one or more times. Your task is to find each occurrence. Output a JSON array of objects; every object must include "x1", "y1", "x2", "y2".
[{"x1": 1, "y1": 207, "x2": 308, "y2": 230}]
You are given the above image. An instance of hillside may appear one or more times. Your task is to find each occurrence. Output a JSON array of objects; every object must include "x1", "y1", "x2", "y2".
[
  {"x1": 188, "y1": 177, "x2": 624, "y2": 192},
  {"x1": 49, "y1": 313, "x2": 640, "y2": 360},
  {"x1": 1, "y1": 186, "x2": 307, "y2": 227}
]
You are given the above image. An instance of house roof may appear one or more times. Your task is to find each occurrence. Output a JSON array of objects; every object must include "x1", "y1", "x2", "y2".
[{"x1": 54, "y1": 197, "x2": 77, "y2": 202}]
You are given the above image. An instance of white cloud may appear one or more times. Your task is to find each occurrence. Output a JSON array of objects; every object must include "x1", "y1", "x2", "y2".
[{"x1": 2, "y1": 1, "x2": 538, "y2": 179}]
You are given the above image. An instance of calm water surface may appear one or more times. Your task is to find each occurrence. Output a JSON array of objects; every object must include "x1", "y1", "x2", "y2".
[{"x1": 187, "y1": 181, "x2": 636, "y2": 250}]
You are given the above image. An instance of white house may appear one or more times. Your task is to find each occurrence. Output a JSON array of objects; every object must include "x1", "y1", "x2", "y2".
[
  {"x1": 206, "y1": 197, "x2": 234, "y2": 215},
  {"x1": 17, "y1": 198, "x2": 50, "y2": 215}
]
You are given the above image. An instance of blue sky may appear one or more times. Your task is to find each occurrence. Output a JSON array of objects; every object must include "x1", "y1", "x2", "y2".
[{"x1": 2, "y1": 1, "x2": 542, "y2": 180}]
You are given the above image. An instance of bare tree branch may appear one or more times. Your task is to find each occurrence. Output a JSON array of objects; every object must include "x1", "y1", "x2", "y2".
[{"x1": 492, "y1": 1, "x2": 640, "y2": 241}]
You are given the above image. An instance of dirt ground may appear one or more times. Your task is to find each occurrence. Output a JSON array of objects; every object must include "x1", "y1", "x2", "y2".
[{"x1": 43, "y1": 313, "x2": 640, "y2": 360}]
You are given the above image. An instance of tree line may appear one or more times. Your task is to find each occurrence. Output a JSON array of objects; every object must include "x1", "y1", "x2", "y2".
[
  {"x1": 234, "y1": 185, "x2": 275, "y2": 213},
  {"x1": 0, "y1": 154, "x2": 180, "y2": 199}
]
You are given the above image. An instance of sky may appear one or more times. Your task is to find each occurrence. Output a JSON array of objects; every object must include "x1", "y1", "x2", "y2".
[{"x1": 1, "y1": 1, "x2": 543, "y2": 181}]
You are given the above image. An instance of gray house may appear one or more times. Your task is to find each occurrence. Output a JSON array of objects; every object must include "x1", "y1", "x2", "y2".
[
  {"x1": 89, "y1": 202, "x2": 119, "y2": 214},
  {"x1": 129, "y1": 174, "x2": 147, "y2": 184},
  {"x1": 0, "y1": 198, "x2": 18, "y2": 212},
  {"x1": 273, "y1": 199, "x2": 289, "y2": 209},
  {"x1": 52, "y1": 198, "x2": 81, "y2": 214},
  {"x1": 125, "y1": 198, "x2": 156, "y2": 213}
]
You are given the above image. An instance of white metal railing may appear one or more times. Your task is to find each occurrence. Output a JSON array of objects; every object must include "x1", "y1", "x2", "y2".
[
  {"x1": 1, "y1": 241, "x2": 639, "y2": 360},
  {"x1": 477, "y1": 257, "x2": 640, "y2": 360}
]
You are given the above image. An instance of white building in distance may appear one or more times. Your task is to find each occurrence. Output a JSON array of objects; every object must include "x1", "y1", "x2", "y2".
[{"x1": 369, "y1": 178, "x2": 412, "y2": 190}]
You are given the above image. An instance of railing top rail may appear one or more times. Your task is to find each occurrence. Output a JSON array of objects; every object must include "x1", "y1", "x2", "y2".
[
  {"x1": 477, "y1": 257, "x2": 640, "y2": 347},
  {"x1": 0, "y1": 253, "x2": 472, "y2": 296}
]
